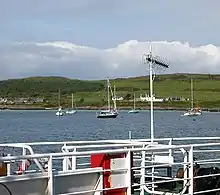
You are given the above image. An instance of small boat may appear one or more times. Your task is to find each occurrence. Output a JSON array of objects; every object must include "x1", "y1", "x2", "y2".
[
  {"x1": 96, "y1": 110, "x2": 118, "y2": 118},
  {"x1": 97, "y1": 79, "x2": 118, "y2": 118},
  {"x1": 56, "y1": 89, "x2": 64, "y2": 116},
  {"x1": 56, "y1": 107, "x2": 64, "y2": 116},
  {"x1": 183, "y1": 78, "x2": 202, "y2": 117},
  {"x1": 128, "y1": 109, "x2": 139, "y2": 114},
  {"x1": 183, "y1": 108, "x2": 202, "y2": 117},
  {"x1": 66, "y1": 110, "x2": 77, "y2": 114},
  {"x1": 128, "y1": 94, "x2": 139, "y2": 113},
  {"x1": 66, "y1": 93, "x2": 77, "y2": 114}
]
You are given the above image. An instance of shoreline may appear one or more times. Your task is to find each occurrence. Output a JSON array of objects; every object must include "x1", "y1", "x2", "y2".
[{"x1": 0, "y1": 105, "x2": 220, "y2": 112}]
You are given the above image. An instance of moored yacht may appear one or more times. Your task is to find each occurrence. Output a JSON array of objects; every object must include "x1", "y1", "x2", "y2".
[{"x1": 97, "y1": 78, "x2": 118, "y2": 118}]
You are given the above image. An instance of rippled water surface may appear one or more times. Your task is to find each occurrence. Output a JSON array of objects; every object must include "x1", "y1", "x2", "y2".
[{"x1": 0, "y1": 110, "x2": 219, "y2": 143}]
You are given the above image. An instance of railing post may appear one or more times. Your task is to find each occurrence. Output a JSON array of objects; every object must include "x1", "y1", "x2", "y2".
[
  {"x1": 62, "y1": 143, "x2": 68, "y2": 171},
  {"x1": 151, "y1": 152, "x2": 155, "y2": 193},
  {"x1": 126, "y1": 150, "x2": 132, "y2": 195},
  {"x1": 140, "y1": 148, "x2": 146, "y2": 195},
  {"x1": 72, "y1": 147, "x2": 76, "y2": 171},
  {"x1": 188, "y1": 146, "x2": 194, "y2": 195},
  {"x1": 129, "y1": 131, "x2": 132, "y2": 141},
  {"x1": 168, "y1": 138, "x2": 173, "y2": 158},
  {"x1": 46, "y1": 155, "x2": 54, "y2": 195},
  {"x1": 22, "y1": 147, "x2": 26, "y2": 174},
  {"x1": 183, "y1": 149, "x2": 188, "y2": 192},
  {"x1": 7, "y1": 154, "x2": 10, "y2": 176}
]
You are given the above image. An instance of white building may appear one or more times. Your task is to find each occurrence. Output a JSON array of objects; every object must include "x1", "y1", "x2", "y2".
[{"x1": 140, "y1": 94, "x2": 164, "y2": 102}]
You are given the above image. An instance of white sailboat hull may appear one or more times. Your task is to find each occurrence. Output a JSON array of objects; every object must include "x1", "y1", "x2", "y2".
[
  {"x1": 182, "y1": 78, "x2": 202, "y2": 117},
  {"x1": 183, "y1": 110, "x2": 202, "y2": 117},
  {"x1": 128, "y1": 109, "x2": 139, "y2": 114},
  {"x1": 97, "y1": 110, "x2": 118, "y2": 118},
  {"x1": 128, "y1": 94, "x2": 139, "y2": 113},
  {"x1": 97, "y1": 79, "x2": 118, "y2": 119},
  {"x1": 66, "y1": 93, "x2": 77, "y2": 115},
  {"x1": 56, "y1": 107, "x2": 64, "y2": 116},
  {"x1": 56, "y1": 111, "x2": 63, "y2": 116},
  {"x1": 66, "y1": 110, "x2": 77, "y2": 114}
]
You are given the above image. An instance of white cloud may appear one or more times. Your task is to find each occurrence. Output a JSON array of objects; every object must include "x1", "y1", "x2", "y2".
[{"x1": 0, "y1": 40, "x2": 220, "y2": 80}]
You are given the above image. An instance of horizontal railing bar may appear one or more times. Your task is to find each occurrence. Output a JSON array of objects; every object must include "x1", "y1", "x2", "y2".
[
  {"x1": 58, "y1": 185, "x2": 128, "y2": 195},
  {"x1": 196, "y1": 161, "x2": 220, "y2": 165},
  {"x1": 0, "y1": 139, "x2": 151, "y2": 147},
  {"x1": 1, "y1": 136, "x2": 220, "y2": 147},
  {"x1": 193, "y1": 187, "x2": 220, "y2": 194},
  {"x1": 145, "y1": 175, "x2": 173, "y2": 180},
  {"x1": 3, "y1": 142, "x2": 220, "y2": 161},
  {"x1": 195, "y1": 158, "x2": 220, "y2": 163},
  {"x1": 194, "y1": 150, "x2": 220, "y2": 153},
  {"x1": 63, "y1": 143, "x2": 149, "y2": 149},
  {"x1": 132, "y1": 176, "x2": 187, "y2": 187},
  {"x1": 194, "y1": 172, "x2": 220, "y2": 179},
  {"x1": 77, "y1": 163, "x2": 90, "y2": 166}
]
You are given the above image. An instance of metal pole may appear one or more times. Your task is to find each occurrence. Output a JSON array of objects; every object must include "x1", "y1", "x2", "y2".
[
  {"x1": 191, "y1": 77, "x2": 193, "y2": 109},
  {"x1": 149, "y1": 52, "x2": 154, "y2": 143},
  {"x1": 72, "y1": 93, "x2": 73, "y2": 109},
  {"x1": 144, "y1": 44, "x2": 169, "y2": 142},
  {"x1": 107, "y1": 79, "x2": 110, "y2": 110},
  {"x1": 129, "y1": 131, "x2": 132, "y2": 140}
]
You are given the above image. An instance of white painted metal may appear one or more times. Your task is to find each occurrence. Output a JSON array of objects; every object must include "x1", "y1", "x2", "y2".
[
  {"x1": 47, "y1": 155, "x2": 54, "y2": 195},
  {"x1": 140, "y1": 150, "x2": 146, "y2": 195},
  {"x1": 149, "y1": 44, "x2": 154, "y2": 143},
  {"x1": 110, "y1": 157, "x2": 127, "y2": 188},
  {"x1": 188, "y1": 146, "x2": 194, "y2": 195},
  {"x1": 126, "y1": 150, "x2": 132, "y2": 195},
  {"x1": 0, "y1": 138, "x2": 219, "y2": 194}
]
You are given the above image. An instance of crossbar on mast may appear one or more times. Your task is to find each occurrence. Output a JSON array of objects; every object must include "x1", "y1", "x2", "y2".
[{"x1": 143, "y1": 43, "x2": 170, "y2": 142}]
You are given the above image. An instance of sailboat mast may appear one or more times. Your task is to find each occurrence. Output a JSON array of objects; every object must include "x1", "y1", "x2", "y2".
[
  {"x1": 71, "y1": 93, "x2": 73, "y2": 109},
  {"x1": 58, "y1": 89, "x2": 60, "y2": 107},
  {"x1": 134, "y1": 94, "x2": 136, "y2": 110},
  {"x1": 107, "y1": 79, "x2": 110, "y2": 110},
  {"x1": 113, "y1": 85, "x2": 117, "y2": 110},
  {"x1": 191, "y1": 78, "x2": 194, "y2": 109}
]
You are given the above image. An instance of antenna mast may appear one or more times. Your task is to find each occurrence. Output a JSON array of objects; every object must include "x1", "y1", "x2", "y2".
[{"x1": 143, "y1": 43, "x2": 170, "y2": 142}]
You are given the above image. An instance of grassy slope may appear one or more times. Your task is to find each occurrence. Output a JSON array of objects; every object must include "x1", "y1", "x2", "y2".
[
  {"x1": 74, "y1": 74, "x2": 220, "y2": 108},
  {"x1": 0, "y1": 74, "x2": 220, "y2": 108}
]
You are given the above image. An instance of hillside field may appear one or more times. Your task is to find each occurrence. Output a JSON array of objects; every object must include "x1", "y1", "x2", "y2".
[{"x1": 0, "y1": 74, "x2": 220, "y2": 109}]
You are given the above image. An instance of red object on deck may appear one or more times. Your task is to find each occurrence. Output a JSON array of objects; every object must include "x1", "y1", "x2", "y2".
[
  {"x1": 17, "y1": 162, "x2": 29, "y2": 175},
  {"x1": 91, "y1": 153, "x2": 133, "y2": 195}
]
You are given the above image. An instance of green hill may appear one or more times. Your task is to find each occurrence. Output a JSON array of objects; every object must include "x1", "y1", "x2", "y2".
[
  {"x1": 0, "y1": 76, "x2": 104, "y2": 97},
  {"x1": 0, "y1": 74, "x2": 220, "y2": 109}
]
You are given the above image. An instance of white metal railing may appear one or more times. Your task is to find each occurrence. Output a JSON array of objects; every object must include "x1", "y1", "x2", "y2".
[
  {"x1": 0, "y1": 136, "x2": 219, "y2": 147},
  {"x1": 0, "y1": 137, "x2": 220, "y2": 195}
]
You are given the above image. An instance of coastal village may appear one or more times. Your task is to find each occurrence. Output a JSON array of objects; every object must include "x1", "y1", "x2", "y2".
[
  {"x1": 0, "y1": 97, "x2": 44, "y2": 105},
  {"x1": 0, "y1": 95, "x2": 189, "y2": 105}
]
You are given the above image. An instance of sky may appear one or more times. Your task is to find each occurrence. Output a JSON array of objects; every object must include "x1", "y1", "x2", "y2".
[{"x1": 1, "y1": 0, "x2": 220, "y2": 80}]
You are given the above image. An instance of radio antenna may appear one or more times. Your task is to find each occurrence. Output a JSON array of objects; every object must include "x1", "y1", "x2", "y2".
[{"x1": 142, "y1": 43, "x2": 170, "y2": 142}]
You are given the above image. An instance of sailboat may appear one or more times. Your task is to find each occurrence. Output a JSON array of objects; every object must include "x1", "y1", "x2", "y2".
[
  {"x1": 56, "y1": 89, "x2": 64, "y2": 116},
  {"x1": 96, "y1": 79, "x2": 118, "y2": 118},
  {"x1": 183, "y1": 78, "x2": 202, "y2": 117},
  {"x1": 66, "y1": 93, "x2": 77, "y2": 114},
  {"x1": 128, "y1": 94, "x2": 139, "y2": 113}
]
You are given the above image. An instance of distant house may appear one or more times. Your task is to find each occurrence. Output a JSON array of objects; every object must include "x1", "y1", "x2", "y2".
[
  {"x1": 165, "y1": 96, "x2": 187, "y2": 101},
  {"x1": 14, "y1": 98, "x2": 29, "y2": 104},
  {"x1": 140, "y1": 94, "x2": 164, "y2": 102},
  {"x1": 112, "y1": 97, "x2": 123, "y2": 101},
  {"x1": 0, "y1": 98, "x2": 7, "y2": 103},
  {"x1": 33, "y1": 98, "x2": 44, "y2": 103}
]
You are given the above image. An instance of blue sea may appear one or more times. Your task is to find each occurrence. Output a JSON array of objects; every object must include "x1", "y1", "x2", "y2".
[{"x1": 0, "y1": 110, "x2": 219, "y2": 143}]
